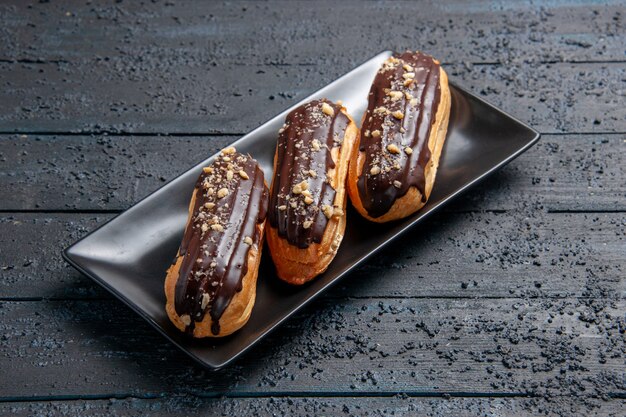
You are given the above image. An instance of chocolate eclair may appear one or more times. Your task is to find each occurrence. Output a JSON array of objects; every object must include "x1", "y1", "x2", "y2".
[
  {"x1": 165, "y1": 147, "x2": 269, "y2": 337},
  {"x1": 348, "y1": 51, "x2": 451, "y2": 222},
  {"x1": 267, "y1": 99, "x2": 358, "y2": 284}
]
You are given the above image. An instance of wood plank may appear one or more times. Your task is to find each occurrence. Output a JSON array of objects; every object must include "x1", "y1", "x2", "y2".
[
  {"x1": 0, "y1": 134, "x2": 234, "y2": 211},
  {"x1": 1, "y1": 60, "x2": 623, "y2": 134},
  {"x1": 0, "y1": 134, "x2": 623, "y2": 212},
  {"x1": 0, "y1": 297, "x2": 623, "y2": 398},
  {"x1": 1, "y1": 1, "x2": 623, "y2": 65},
  {"x1": 1, "y1": 396, "x2": 624, "y2": 417},
  {"x1": 0, "y1": 214, "x2": 108, "y2": 300},
  {"x1": 1, "y1": 211, "x2": 624, "y2": 300}
]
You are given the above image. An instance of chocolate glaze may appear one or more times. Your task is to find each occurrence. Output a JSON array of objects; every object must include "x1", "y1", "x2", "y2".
[
  {"x1": 268, "y1": 99, "x2": 349, "y2": 248},
  {"x1": 357, "y1": 51, "x2": 442, "y2": 218},
  {"x1": 173, "y1": 150, "x2": 268, "y2": 335}
]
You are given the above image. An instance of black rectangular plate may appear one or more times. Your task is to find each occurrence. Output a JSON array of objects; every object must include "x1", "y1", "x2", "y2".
[{"x1": 63, "y1": 51, "x2": 540, "y2": 369}]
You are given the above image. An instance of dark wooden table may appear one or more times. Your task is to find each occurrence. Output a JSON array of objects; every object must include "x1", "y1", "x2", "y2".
[{"x1": 1, "y1": 1, "x2": 624, "y2": 415}]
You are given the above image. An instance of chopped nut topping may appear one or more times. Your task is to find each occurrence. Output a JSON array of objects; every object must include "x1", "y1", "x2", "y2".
[
  {"x1": 403, "y1": 63, "x2": 413, "y2": 72},
  {"x1": 364, "y1": 130, "x2": 371, "y2": 137},
  {"x1": 404, "y1": 146, "x2": 413, "y2": 155},
  {"x1": 393, "y1": 161, "x2": 401, "y2": 170},
  {"x1": 221, "y1": 146, "x2": 236, "y2": 155},
  {"x1": 410, "y1": 98, "x2": 418, "y2": 106},
  {"x1": 336, "y1": 100, "x2": 343, "y2": 106},
  {"x1": 204, "y1": 202, "x2": 215, "y2": 209},
  {"x1": 278, "y1": 205, "x2": 287, "y2": 211},
  {"x1": 302, "y1": 220, "x2": 313, "y2": 229},
  {"x1": 403, "y1": 79, "x2": 414, "y2": 87},
  {"x1": 201, "y1": 223, "x2": 209, "y2": 233},
  {"x1": 321, "y1": 102, "x2": 335, "y2": 116},
  {"x1": 210, "y1": 261, "x2": 217, "y2": 268},
  {"x1": 243, "y1": 236, "x2": 253, "y2": 245},
  {"x1": 201, "y1": 293, "x2": 210, "y2": 310},
  {"x1": 238, "y1": 170, "x2": 249, "y2": 180},
  {"x1": 393, "y1": 180, "x2": 402, "y2": 188},
  {"x1": 404, "y1": 92, "x2": 413, "y2": 100},
  {"x1": 180, "y1": 315, "x2": 191, "y2": 326},
  {"x1": 217, "y1": 188, "x2": 229, "y2": 198},
  {"x1": 392, "y1": 111, "x2": 404, "y2": 120},
  {"x1": 374, "y1": 106, "x2": 389, "y2": 114},
  {"x1": 301, "y1": 189, "x2": 312, "y2": 198},
  {"x1": 334, "y1": 207, "x2": 345, "y2": 217},
  {"x1": 203, "y1": 167, "x2": 214, "y2": 174},
  {"x1": 304, "y1": 196, "x2": 314, "y2": 205},
  {"x1": 388, "y1": 90, "x2": 403, "y2": 100},
  {"x1": 322, "y1": 204, "x2": 334, "y2": 219},
  {"x1": 290, "y1": 201, "x2": 297, "y2": 208},
  {"x1": 370, "y1": 165, "x2": 381, "y2": 175},
  {"x1": 311, "y1": 139, "x2": 321, "y2": 151},
  {"x1": 222, "y1": 156, "x2": 231, "y2": 162},
  {"x1": 307, "y1": 169, "x2": 317, "y2": 178},
  {"x1": 371, "y1": 130, "x2": 381, "y2": 138},
  {"x1": 211, "y1": 224, "x2": 224, "y2": 232},
  {"x1": 402, "y1": 72, "x2": 415, "y2": 79},
  {"x1": 387, "y1": 143, "x2": 401, "y2": 154},
  {"x1": 226, "y1": 170, "x2": 234, "y2": 181}
]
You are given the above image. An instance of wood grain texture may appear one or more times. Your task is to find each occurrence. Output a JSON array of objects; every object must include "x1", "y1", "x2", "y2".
[
  {"x1": 0, "y1": 297, "x2": 623, "y2": 399},
  {"x1": 1, "y1": 61, "x2": 624, "y2": 134},
  {"x1": 1, "y1": 397, "x2": 624, "y2": 417},
  {"x1": 0, "y1": 1, "x2": 624, "y2": 134},
  {"x1": 1, "y1": 212, "x2": 624, "y2": 300},
  {"x1": 1, "y1": 134, "x2": 624, "y2": 212},
  {"x1": 1, "y1": 0, "x2": 625, "y2": 415},
  {"x1": 1, "y1": 1, "x2": 624, "y2": 65}
]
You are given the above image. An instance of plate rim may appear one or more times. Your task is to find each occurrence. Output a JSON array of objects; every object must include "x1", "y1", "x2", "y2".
[{"x1": 63, "y1": 50, "x2": 541, "y2": 370}]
